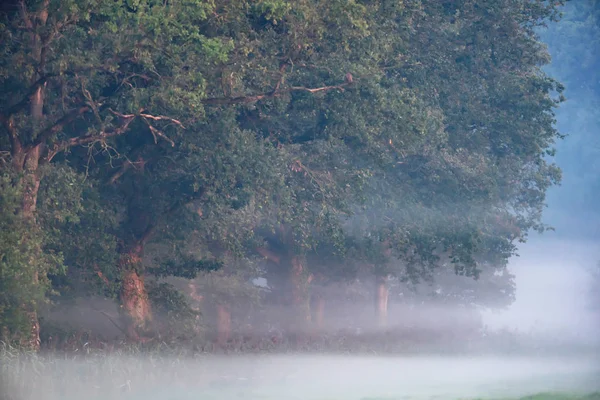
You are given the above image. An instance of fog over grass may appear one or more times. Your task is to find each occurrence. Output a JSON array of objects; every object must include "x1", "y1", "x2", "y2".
[{"x1": 3, "y1": 352, "x2": 600, "y2": 400}]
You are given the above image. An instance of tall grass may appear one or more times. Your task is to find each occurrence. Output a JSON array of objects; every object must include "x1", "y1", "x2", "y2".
[{"x1": 1, "y1": 333, "x2": 598, "y2": 400}]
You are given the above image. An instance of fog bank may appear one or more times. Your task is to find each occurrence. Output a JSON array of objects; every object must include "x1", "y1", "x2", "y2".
[{"x1": 4, "y1": 354, "x2": 600, "y2": 400}]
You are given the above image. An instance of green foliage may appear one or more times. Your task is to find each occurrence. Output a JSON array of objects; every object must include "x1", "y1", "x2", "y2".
[
  {"x1": 149, "y1": 257, "x2": 223, "y2": 280},
  {"x1": 0, "y1": 0, "x2": 569, "y2": 342},
  {"x1": 0, "y1": 170, "x2": 60, "y2": 343},
  {"x1": 147, "y1": 281, "x2": 200, "y2": 339},
  {"x1": 37, "y1": 164, "x2": 120, "y2": 299},
  {"x1": 252, "y1": 0, "x2": 291, "y2": 24}
]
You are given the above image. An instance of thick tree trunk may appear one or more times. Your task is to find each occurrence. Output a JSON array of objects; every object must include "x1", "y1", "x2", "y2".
[
  {"x1": 216, "y1": 303, "x2": 231, "y2": 347},
  {"x1": 20, "y1": 147, "x2": 42, "y2": 218},
  {"x1": 15, "y1": 146, "x2": 43, "y2": 351},
  {"x1": 119, "y1": 245, "x2": 152, "y2": 340},
  {"x1": 13, "y1": 0, "x2": 50, "y2": 349},
  {"x1": 375, "y1": 275, "x2": 389, "y2": 328},
  {"x1": 3, "y1": 1, "x2": 61, "y2": 351}
]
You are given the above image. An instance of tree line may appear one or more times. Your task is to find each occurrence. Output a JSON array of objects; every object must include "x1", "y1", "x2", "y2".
[{"x1": 0, "y1": 0, "x2": 566, "y2": 351}]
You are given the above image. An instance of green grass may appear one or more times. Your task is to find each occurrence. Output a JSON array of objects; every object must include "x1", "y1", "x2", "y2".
[
  {"x1": 476, "y1": 394, "x2": 600, "y2": 400},
  {"x1": 1, "y1": 343, "x2": 599, "y2": 400},
  {"x1": 359, "y1": 395, "x2": 600, "y2": 400}
]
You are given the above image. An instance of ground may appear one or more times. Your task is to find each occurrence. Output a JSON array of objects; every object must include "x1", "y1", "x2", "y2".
[{"x1": 2, "y1": 350, "x2": 599, "y2": 400}]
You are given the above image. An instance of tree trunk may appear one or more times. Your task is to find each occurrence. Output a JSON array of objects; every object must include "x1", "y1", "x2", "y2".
[
  {"x1": 289, "y1": 256, "x2": 312, "y2": 348},
  {"x1": 311, "y1": 293, "x2": 325, "y2": 331},
  {"x1": 187, "y1": 282, "x2": 204, "y2": 335},
  {"x1": 290, "y1": 256, "x2": 311, "y2": 325},
  {"x1": 119, "y1": 245, "x2": 152, "y2": 340},
  {"x1": 13, "y1": 0, "x2": 50, "y2": 349},
  {"x1": 216, "y1": 303, "x2": 231, "y2": 347},
  {"x1": 375, "y1": 275, "x2": 388, "y2": 328},
  {"x1": 15, "y1": 146, "x2": 43, "y2": 351}
]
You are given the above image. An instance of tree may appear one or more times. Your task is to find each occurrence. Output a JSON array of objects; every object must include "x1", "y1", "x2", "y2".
[
  {"x1": 0, "y1": 0, "x2": 243, "y2": 347},
  {"x1": 0, "y1": 168, "x2": 61, "y2": 345},
  {"x1": 346, "y1": 0, "x2": 566, "y2": 323},
  {"x1": 0, "y1": 0, "x2": 568, "y2": 348},
  {"x1": 218, "y1": 0, "x2": 566, "y2": 330}
]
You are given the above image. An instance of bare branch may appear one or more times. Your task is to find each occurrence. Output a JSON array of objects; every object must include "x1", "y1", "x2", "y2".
[
  {"x1": 108, "y1": 109, "x2": 136, "y2": 119},
  {"x1": 107, "y1": 161, "x2": 131, "y2": 185},
  {"x1": 46, "y1": 115, "x2": 135, "y2": 162},
  {"x1": 139, "y1": 113, "x2": 185, "y2": 129},
  {"x1": 106, "y1": 144, "x2": 148, "y2": 185},
  {"x1": 118, "y1": 73, "x2": 152, "y2": 92},
  {"x1": 147, "y1": 124, "x2": 175, "y2": 147},
  {"x1": 45, "y1": 106, "x2": 182, "y2": 163},
  {"x1": 202, "y1": 82, "x2": 350, "y2": 106},
  {"x1": 110, "y1": 109, "x2": 181, "y2": 147},
  {"x1": 289, "y1": 85, "x2": 346, "y2": 94},
  {"x1": 139, "y1": 115, "x2": 176, "y2": 147},
  {"x1": 78, "y1": 77, "x2": 106, "y2": 128}
]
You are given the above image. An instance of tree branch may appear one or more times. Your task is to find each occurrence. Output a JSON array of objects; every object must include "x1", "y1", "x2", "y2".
[
  {"x1": 18, "y1": 0, "x2": 33, "y2": 30},
  {"x1": 46, "y1": 114, "x2": 134, "y2": 162},
  {"x1": 139, "y1": 112, "x2": 183, "y2": 148},
  {"x1": 28, "y1": 105, "x2": 91, "y2": 151},
  {"x1": 146, "y1": 124, "x2": 175, "y2": 147},
  {"x1": 2, "y1": 63, "x2": 144, "y2": 120},
  {"x1": 202, "y1": 82, "x2": 350, "y2": 106},
  {"x1": 139, "y1": 113, "x2": 185, "y2": 128},
  {"x1": 1, "y1": 76, "x2": 50, "y2": 118},
  {"x1": 107, "y1": 161, "x2": 132, "y2": 185},
  {"x1": 44, "y1": 108, "x2": 184, "y2": 162}
]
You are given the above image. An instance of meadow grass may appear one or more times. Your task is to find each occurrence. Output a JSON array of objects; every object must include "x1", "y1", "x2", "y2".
[
  {"x1": 1, "y1": 342, "x2": 598, "y2": 400},
  {"x1": 474, "y1": 394, "x2": 600, "y2": 400}
]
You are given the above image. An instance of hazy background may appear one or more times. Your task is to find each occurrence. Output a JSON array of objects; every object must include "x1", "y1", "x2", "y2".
[{"x1": 482, "y1": 1, "x2": 600, "y2": 345}]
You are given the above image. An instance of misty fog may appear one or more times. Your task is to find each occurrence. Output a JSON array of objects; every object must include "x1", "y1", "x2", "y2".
[
  {"x1": 483, "y1": 238, "x2": 600, "y2": 346},
  {"x1": 4, "y1": 354, "x2": 600, "y2": 400}
]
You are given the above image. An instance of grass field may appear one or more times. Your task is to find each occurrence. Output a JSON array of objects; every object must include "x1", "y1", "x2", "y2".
[
  {"x1": 467, "y1": 395, "x2": 600, "y2": 400},
  {"x1": 1, "y1": 346, "x2": 599, "y2": 400}
]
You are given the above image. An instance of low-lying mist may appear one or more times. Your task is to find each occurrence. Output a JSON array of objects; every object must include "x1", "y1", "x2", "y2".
[
  {"x1": 8, "y1": 238, "x2": 598, "y2": 400},
  {"x1": 3, "y1": 352, "x2": 599, "y2": 400}
]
